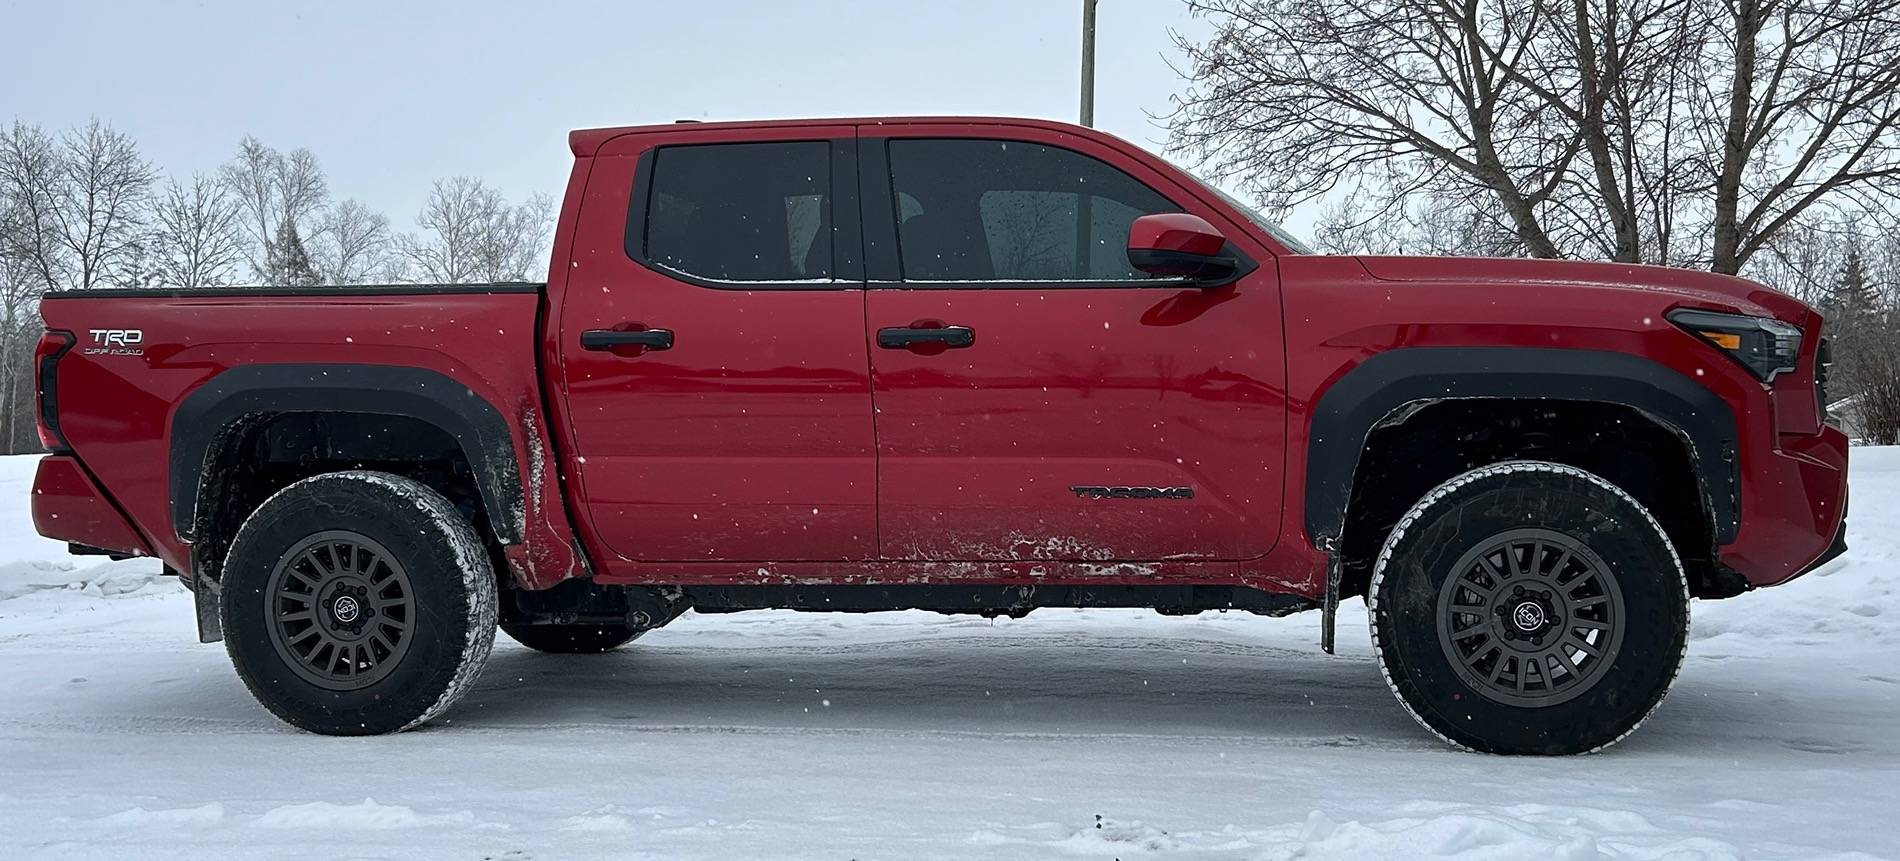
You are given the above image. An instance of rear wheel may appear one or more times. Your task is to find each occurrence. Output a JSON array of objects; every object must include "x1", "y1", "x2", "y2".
[
  {"x1": 220, "y1": 471, "x2": 497, "y2": 735},
  {"x1": 1368, "y1": 460, "x2": 1689, "y2": 755},
  {"x1": 500, "y1": 622, "x2": 642, "y2": 654}
]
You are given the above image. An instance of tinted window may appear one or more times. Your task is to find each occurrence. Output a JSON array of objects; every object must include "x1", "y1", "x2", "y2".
[
  {"x1": 888, "y1": 139, "x2": 1176, "y2": 282},
  {"x1": 644, "y1": 142, "x2": 831, "y2": 282}
]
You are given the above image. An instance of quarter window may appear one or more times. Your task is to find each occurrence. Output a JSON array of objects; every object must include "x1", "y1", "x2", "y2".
[
  {"x1": 887, "y1": 139, "x2": 1177, "y2": 283},
  {"x1": 643, "y1": 142, "x2": 832, "y2": 282}
]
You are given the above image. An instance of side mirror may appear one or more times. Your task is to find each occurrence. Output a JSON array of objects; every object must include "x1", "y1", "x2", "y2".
[{"x1": 1127, "y1": 213, "x2": 1237, "y2": 285}]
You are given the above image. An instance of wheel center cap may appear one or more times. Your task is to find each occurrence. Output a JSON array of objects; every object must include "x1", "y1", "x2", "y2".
[
  {"x1": 333, "y1": 595, "x2": 361, "y2": 624},
  {"x1": 1511, "y1": 600, "x2": 1546, "y2": 632}
]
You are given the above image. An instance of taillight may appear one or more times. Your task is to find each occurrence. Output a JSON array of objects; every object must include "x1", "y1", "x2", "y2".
[{"x1": 35, "y1": 330, "x2": 74, "y2": 452}]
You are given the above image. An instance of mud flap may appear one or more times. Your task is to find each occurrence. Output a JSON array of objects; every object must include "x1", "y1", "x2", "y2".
[
  {"x1": 189, "y1": 566, "x2": 223, "y2": 644},
  {"x1": 1320, "y1": 537, "x2": 1341, "y2": 655}
]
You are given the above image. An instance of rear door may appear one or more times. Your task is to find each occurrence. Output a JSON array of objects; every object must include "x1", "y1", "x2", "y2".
[
  {"x1": 556, "y1": 126, "x2": 875, "y2": 562},
  {"x1": 860, "y1": 126, "x2": 1287, "y2": 562}
]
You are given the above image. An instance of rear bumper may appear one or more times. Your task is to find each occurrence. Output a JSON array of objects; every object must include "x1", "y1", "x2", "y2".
[{"x1": 30, "y1": 455, "x2": 152, "y2": 558}]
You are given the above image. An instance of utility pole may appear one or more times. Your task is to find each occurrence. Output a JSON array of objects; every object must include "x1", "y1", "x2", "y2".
[{"x1": 1079, "y1": 0, "x2": 1098, "y2": 127}]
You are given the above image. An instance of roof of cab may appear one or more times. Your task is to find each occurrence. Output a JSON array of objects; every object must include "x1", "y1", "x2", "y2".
[{"x1": 566, "y1": 116, "x2": 1104, "y2": 157}]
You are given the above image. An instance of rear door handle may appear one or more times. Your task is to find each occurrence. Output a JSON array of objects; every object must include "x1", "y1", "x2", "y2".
[
  {"x1": 581, "y1": 329, "x2": 674, "y2": 351},
  {"x1": 876, "y1": 325, "x2": 975, "y2": 350}
]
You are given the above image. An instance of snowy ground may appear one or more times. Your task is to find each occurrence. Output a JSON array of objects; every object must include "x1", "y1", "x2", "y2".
[{"x1": 2, "y1": 453, "x2": 1896, "y2": 860}]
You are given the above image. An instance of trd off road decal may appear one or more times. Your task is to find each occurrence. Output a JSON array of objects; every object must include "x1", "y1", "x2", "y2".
[
  {"x1": 85, "y1": 328, "x2": 144, "y2": 357},
  {"x1": 1069, "y1": 486, "x2": 1195, "y2": 500}
]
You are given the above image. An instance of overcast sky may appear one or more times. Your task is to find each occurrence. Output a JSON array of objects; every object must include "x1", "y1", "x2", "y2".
[{"x1": 1, "y1": 0, "x2": 1222, "y2": 233}]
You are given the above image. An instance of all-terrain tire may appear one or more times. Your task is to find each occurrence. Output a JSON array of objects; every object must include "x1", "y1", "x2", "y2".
[
  {"x1": 1368, "y1": 460, "x2": 1690, "y2": 755},
  {"x1": 500, "y1": 622, "x2": 643, "y2": 654},
  {"x1": 220, "y1": 471, "x2": 497, "y2": 735}
]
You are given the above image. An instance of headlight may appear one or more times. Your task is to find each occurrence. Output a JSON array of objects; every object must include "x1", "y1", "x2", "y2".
[{"x1": 1668, "y1": 309, "x2": 1803, "y2": 381}]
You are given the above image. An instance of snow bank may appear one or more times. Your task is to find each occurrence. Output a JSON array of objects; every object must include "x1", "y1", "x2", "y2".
[
  {"x1": 0, "y1": 459, "x2": 177, "y2": 604},
  {"x1": 253, "y1": 799, "x2": 476, "y2": 830},
  {"x1": 0, "y1": 558, "x2": 177, "y2": 602},
  {"x1": 970, "y1": 804, "x2": 1771, "y2": 859}
]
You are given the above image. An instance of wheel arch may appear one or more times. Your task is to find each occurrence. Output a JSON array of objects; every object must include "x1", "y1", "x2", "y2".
[
  {"x1": 171, "y1": 365, "x2": 524, "y2": 583},
  {"x1": 1307, "y1": 348, "x2": 1738, "y2": 582}
]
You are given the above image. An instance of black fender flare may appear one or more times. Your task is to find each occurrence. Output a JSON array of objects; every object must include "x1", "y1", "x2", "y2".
[
  {"x1": 1304, "y1": 347, "x2": 1738, "y2": 547},
  {"x1": 169, "y1": 364, "x2": 523, "y2": 545}
]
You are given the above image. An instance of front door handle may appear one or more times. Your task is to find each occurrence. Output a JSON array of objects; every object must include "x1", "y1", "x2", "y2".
[
  {"x1": 876, "y1": 324, "x2": 975, "y2": 350},
  {"x1": 581, "y1": 328, "x2": 674, "y2": 351}
]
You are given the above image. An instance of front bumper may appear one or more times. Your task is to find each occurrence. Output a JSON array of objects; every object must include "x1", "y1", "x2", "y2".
[
  {"x1": 1719, "y1": 426, "x2": 1849, "y2": 589},
  {"x1": 1792, "y1": 497, "x2": 1848, "y2": 580}
]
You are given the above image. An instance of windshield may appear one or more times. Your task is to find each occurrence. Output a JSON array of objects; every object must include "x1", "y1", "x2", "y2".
[{"x1": 1178, "y1": 171, "x2": 1316, "y2": 255}]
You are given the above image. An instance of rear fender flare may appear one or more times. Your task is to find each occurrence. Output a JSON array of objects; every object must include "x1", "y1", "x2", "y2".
[{"x1": 169, "y1": 364, "x2": 523, "y2": 546}]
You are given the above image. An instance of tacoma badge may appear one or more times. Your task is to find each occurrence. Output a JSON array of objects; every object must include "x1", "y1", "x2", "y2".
[{"x1": 1070, "y1": 486, "x2": 1195, "y2": 500}]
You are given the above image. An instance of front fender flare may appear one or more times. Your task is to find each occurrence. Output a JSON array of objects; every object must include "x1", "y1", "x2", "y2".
[{"x1": 1303, "y1": 347, "x2": 1737, "y2": 548}]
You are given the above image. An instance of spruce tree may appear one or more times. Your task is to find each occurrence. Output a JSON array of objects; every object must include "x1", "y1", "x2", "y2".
[
  {"x1": 1834, "y1": 245, "x2": 1877, "y2": 322},
  {"x1": 269, "y1": 220, "x2": 320, "y2": 286}
]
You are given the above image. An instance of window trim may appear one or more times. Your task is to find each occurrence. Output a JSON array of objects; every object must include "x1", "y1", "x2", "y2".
[
  {"x1": 860, "y1": 136, "x2": 1251, "y2": 291},
  {"x1": 624, "y1": 138, "x2": 864, "y2": 290}
]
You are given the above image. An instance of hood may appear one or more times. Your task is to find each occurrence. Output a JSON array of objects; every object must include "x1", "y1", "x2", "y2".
[{"x1": 1352, "y1": 256, "x2": 1807, "y2": 324}]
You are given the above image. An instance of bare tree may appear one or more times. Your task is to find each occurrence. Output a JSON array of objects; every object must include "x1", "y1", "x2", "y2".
[
  {"x1": 1851, "y1": 319, "x2": 1900, "y2": 444},
  {"x1": 1169, "y1": 0, "x2": 1900, "y2": 274},
  {"x1": 311, "y1": 199, "x2": 396, "y2": 284},
  {"x1": 0, "y1": 243, "x2": 44, "y2": 451},
  {"x1": 49, "y1": 119, "x2": 155, "y2": 289},
  {"x1": 221, "y1": 136, "x2": 278, "y2": 277},
  {"x1": 0, "y1": 121, "x2": 72, "y2": 294},
  {"x1": 219, "y1": 135, "x2": 329, "y2": 283},
  {"x1": 276, "y1": 148, "x2": 327, "y2": 236},
  {"x1": 1, "y1": 123, "x2": 66, "y2": 451},
  {"x1": 149, "y1": 173, "x2": 246, "y2": 290},
  {"x1": 401, "y1": 178, "x2": 551, "y2": 283},
  {"x1": 1700, "y1": 0, "x2": 1900, "y2": 273}
]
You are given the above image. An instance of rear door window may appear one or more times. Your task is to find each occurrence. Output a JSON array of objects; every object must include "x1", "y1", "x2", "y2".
[{"x1": 639, "y1": 141, "x2": 833, "y2": 282}]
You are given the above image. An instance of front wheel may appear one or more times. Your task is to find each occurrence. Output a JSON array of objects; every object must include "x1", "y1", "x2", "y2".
[
  {"x1": 220, "y1": 471, "x2": 497, "y2": 735},
  {"x1": 1368, "y1": 460, "x2": 1689, "y2": 755}
]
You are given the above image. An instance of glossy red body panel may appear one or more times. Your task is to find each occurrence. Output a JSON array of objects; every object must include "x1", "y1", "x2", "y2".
[
  {"x1": 861, "y1": 120, "x2": 1286, "y2": 566},
  {"x1": 552, "y1": 122, "x2": 877, "y2": 563},
  {"x1": 1129, "y1": 212, "x2": 1226, "y2": 257},
  {"x1": 31, "y1": 455, "x2": 151, "y2": 557},
  {"x1": 35, "y1": 291, "x2": 581, "y2": 589},
  {"x1": 1261, "y1": 254, "x2": 1848, "y2": 593},
  {"x1": 32, "y1": 116, "x2": 1847, "y2": 601}
]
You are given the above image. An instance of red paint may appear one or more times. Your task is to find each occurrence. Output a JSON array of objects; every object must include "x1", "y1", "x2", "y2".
[
  {"x1": 33, "y1": 116, "x2": 1846, "y2": 601},
  {"x1": 551, "y1": 122, "x2": 876, "y2": 563},
  {"x1": 31, "y1": 455, "x2": 150, "y2": 557},
  {"x1": 35, "y1": 291, "x2": 580, "y2": 588},
  {"x1": 1129, "y1": 212, "x2": 1226, "y2": 257}
]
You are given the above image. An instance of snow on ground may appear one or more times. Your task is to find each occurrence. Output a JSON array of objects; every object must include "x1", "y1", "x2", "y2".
[{"x1": 1, "y1": 452, "x2": 1896, "y2": 860}]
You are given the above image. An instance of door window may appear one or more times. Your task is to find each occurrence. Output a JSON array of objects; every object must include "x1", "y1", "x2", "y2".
[
  {"x1": 638, "y1": 141, "x2": 833, "y2": 282},
  {"x1": 887, "y1": 139, "x2": 1177, "y2": 283}
]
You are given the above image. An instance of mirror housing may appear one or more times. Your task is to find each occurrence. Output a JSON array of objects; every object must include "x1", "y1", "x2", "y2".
[{"x1": 1127, "y1": 213, "x2": 1237, "y2": 284}]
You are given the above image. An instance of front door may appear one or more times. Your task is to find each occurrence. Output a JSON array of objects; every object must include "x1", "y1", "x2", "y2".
[
  {"x1": 861, "y1": 129, "x2": 1287, "y2": 562},
  {"x1": 557, "y1": 127, "x2": 876, "y2": 562}
]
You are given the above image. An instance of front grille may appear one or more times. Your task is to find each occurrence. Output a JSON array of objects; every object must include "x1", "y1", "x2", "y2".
[{"x1": 1816, "y1": 335, "x2": 1833, "y2": 423}]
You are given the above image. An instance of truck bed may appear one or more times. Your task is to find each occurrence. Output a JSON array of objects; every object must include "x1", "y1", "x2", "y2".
[{"x1": 36, "y1": 281, "x2": 579, "y2": 587}]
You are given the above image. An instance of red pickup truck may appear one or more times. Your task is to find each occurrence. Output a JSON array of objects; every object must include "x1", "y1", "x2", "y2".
[{"x1": 31, "y1": 117, "x2": 1847, "y2": 754}]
